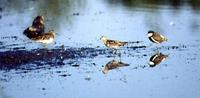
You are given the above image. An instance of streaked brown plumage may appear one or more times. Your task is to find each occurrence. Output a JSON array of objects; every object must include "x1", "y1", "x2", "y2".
[
  {"x1": 102, "y1": 60, "x2": 129, "y2": 74},
  {"x1": 23, "y1": 16, "x2": 45, "y2": 38},
  {"x1": 148, "y1": 52, "x2": 168, "y2": 67},
  {"x1": 32, "y1": 16, "x2": 45, "y2": 27},
  {"x1": 100, "y1": 36, "x2": 128, "y2": 48},
  {"x1": 23, "y1": 26, "x2": 39, "y2": 39},
  {"x1": 147, "y1": 30, "x2": 168, "y2": 44}
]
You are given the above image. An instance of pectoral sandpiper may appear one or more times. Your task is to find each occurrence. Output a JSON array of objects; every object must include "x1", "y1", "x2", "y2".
[{"x1": 100, "y1": 36, "x2": 128, "y2": 48}]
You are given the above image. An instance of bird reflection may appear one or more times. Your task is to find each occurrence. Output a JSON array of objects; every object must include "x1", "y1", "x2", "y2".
[
  {"x1": 148, "y1": 52, "x2": 168, "y2": 67},
  {"x1": 102, "y1": 59, "x2": 129, "y2": 74}
]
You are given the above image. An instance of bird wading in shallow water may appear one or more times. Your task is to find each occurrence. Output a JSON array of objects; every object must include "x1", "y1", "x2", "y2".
[
  {"x1": 100, "y1": 36, "x2": 128, "y2": 55},
  {"x1": 100, "y1": 36, "x2": 128, "y2": 48},
  {"x1": 23, "y1": 16, "x2": 56, "y2": 47},
  {"x1": 147, "y1": 30, "x2": 168, "y2": 44},
  {"x1": 148, "y1": 52, "x2": 168, "y2": 67}
]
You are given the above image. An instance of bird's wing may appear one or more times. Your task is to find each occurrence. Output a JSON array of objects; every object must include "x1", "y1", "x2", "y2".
[
  {"x1": 152, "y1": 33, "x2": 165, "y2": 42},
  {"x1": 107, "y1": 40, "x2": 127, "y2": 46}
]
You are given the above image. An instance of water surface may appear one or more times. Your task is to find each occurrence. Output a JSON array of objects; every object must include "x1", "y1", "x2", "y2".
[{"x1": 0, "y1": 0, "x2": 200, "y2": 98}]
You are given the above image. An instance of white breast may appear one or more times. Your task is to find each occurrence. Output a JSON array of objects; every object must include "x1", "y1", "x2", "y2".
[{"x1": 36, "y1": 38, "x2": 54, "y2": 44}]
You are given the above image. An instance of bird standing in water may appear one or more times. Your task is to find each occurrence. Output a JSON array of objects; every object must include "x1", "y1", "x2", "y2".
[
  {"x1": 100, "y1": 36, "x2": 128, "y2": 55},
  {"x1": 23, "y1": 16, "x2": 55, "y2": 47},
  {"x1": 100, "y1": 36, "x2": 128, "y2": 48},
  {"x1": 147, "y1": 30, "x2": 168, "y2": 44}
]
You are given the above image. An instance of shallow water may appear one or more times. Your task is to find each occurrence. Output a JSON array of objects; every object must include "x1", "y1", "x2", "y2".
[{"x1": 0, "y1": 0, "x2": 200, "y2": 98}]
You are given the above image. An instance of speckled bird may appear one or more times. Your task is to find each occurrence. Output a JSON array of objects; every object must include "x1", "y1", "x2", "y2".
[{"x1": 100, "y1": 36, "x2": 128, "y2": 48}]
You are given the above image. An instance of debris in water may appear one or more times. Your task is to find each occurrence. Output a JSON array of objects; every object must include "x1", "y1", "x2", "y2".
[
  {"x1": 72, "y1": 64, "x2": 80, "y2": 67},
  {"x1": 84, "y1": 75, "x2": 91, "y2": 81},
  {"x1": 59, "y1": 74, "x2": 71, "y2": 77},
  {"x1": 42, "y1": 88, "x2": 46, "y2": 90},
  {"x1": 73, "y1": 12, "x2": 80, "y2": 16},
  {"x1": 0, "y1": 7, "x2": 2, "y2": 12}
]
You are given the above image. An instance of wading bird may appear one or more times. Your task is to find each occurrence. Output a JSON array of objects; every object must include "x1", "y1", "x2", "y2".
[
  {"x1": 100, "y1": 36, "x2": 128, "y2": 54},
  {"x1": 147, "y1": 30, "x2": 168, "y2": 44},
  {"x1": 24, "y1": 16, "x2": 55, "y2": 47},
  {"x1": 100, "y1": 36, "x2": 128, "y2": 48}
]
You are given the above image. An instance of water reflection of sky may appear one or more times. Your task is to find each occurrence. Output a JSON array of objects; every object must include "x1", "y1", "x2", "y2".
[{"x1": 0, "y1": 0, "x2": 200, "y2": 98}]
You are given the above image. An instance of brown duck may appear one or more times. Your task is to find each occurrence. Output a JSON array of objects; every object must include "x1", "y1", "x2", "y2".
[{"x1": 23, "y1": 16, "x2": 45, "y2": 38}]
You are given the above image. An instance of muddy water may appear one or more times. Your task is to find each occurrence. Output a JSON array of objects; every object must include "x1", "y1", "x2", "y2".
[{"x1": 0, "y1": 0, "x2": 200, "y2": 98}]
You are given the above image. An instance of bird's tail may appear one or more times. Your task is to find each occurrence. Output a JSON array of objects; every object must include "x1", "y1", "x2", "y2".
[{"x1": 164, "y1": 38, "x2": 168, "y2": 41}]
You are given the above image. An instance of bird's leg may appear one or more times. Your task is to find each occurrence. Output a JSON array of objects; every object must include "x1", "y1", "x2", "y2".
[
  {"x1": 119, "y1": 55, "x2": 122, "y2": 62},
  {"x1": 112, "y1": 49, "x2": 117, "y2": 55},
  {"x1": 155, "y1": 46, "x2": 159, "y2": 52},
  {"x1": 117, "y1": 50, "x2": 122, "y2": 57},
  {"x1": 112, "y1": 49, "x2": 117, "y2": 59},
  {"x1": 43, "y1": 43, "x2": 48, "y2": 49},
  {"x1": 155, "y1": 44, "x2": 160, "y2": 52}
]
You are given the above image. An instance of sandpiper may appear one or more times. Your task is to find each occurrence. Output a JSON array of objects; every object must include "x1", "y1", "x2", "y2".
[
  {"x1": 100, "y1": 36, "x2": 128, "y2": 48},
  {"x1": 147, "y1": 30, "x2": 168, "y2": 44},
  {"x1": 148, "y1": 52, "x2": 168, "y2": 67},
  {"x1": 102, "y1": 60, "x2": 129, "y2": 74}
]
